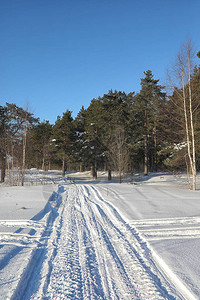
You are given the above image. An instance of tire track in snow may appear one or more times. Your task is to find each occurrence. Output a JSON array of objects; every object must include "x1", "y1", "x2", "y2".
[
  {"x1": 79, "y1": 185, "x2": 178, "y2": 298},
  {"x1": 96, "y1": 184, "x2": 144, "y2": 219},
  {"x1": 43, "y1": 193, "x2": 84, "y2": 300},
  {"x1": 78, "y1": 185, "x2": 138, "y2": 299},
  {"x1": 0, "y1": 220, "x2": 45, "y2": 228},
  {"x1": 13, "y1": 183, "x2": 196, "y2": 299},
  {"x1": 37, "y1": 183, "x2": 171, "y2": 299},
  {"x1": 83, "y1": 185, "x2": 176, "y2": 299},
  {"x1": 43, "y1": 185, "x2": 105, "y2": 300},
  {"x1": 10, "y1": 188, "x2": 64, "y2": 300},
  {"x1": 130, "y1": 217, "x2": 200, "y2": 241},
  {"x1": 85, "y1": 185, "x2": 197, "y2": 300}
]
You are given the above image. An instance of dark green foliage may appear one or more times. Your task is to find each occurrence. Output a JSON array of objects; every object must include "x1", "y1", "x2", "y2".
[
  {"x1": 0, "y1": 103, "x2": 38, "y2": 182},
  {"x1": 51, "y1": 110, "x2": 75, "y2": 175},
  {"x1": 27, "y1": 121, "x2": 53, "y2": 169},
  {"x1": 79, "y1": 90, "x2": 135, "y2": 179},
  {"x1": 0, "y1": 106, "x2": 8, "y2": 182},
  {"x1": 133, "y1": 70, "x2": 166, "y2": 174},
  {"x1": 1, "y1": 63, "x2": 200, "y2": 179},
  {"x1": 74, "y1": 106, "x2": 89, "y2": 171}
]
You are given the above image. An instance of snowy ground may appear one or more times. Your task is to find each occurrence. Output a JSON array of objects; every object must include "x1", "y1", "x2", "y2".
[{"x1": 0, "y1": 171, "x2": 200, "y2": 299}]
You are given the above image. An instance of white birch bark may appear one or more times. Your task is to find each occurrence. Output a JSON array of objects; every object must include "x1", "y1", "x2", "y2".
[{"x1": 187, "y1": 43, "x2": 196, "y2": 190}]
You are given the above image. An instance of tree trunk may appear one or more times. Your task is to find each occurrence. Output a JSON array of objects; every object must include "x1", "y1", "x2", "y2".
[
  {"x1": 41, "y1": 157, "x2": 45, "y2": 184},
  {"x1": 185, "y1": 153, "x2": 192, "y2": 190},
  {"x1": 144, "y1": 108, "x2": 148, "y2": 176},
  {"x1": 176, "y1": 41, "x2": 196, "y2": 190},
  {"x1": 80, "y1": 163, "x2": 83, "y2": 172},
  {"x1": 180, "y1": 60, "x2": 194, "y2": 190},
  {"x1": 21, "y1": 106, "x2": 30, "y2": 187},
  {"x1": 188, "y1": 46, "x2": 196, "y2": 190},
  {"x1": 108, "y1": 169, "x2": 112, "y2": 181},
  {"x1": 62, "y1": 155, "x2": 66, "y2": 177},
  {"x1": 0, "y1": 152, "x2": 6, "y2": 183},
  {"x1": 153, "y1": 125, "x2": 157, "y2": 172},
  {"x1": 91, "y1": 165, "x2": 97, "y2": 180},
  {"x1": 7, "y1": 154, "x2": 11, "y2": 186},
  {"x1": 42, "y1": 156, "x2": 45, "y2": 171},
  {"x1": 21, "y1": 127, "x2": 27, "y2": 186},
  {"x1": 123, "y1": 169, "x2": 125, "y2": 182},
  {"x1": 119, "y1": 167, "x2": 122, "y2": 183},
  {"x1": 144, "y1": 134, "x2": 148, "y2": 176},
  {"x1": 11, "y1": 145, "x2": 14, "y2": 185}
]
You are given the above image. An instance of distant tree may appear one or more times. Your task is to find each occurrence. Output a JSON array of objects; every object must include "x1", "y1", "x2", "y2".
[
  {"x1": 0, "y1": 105, "x2": 8, "y2": 182},
  {"x1": 100, "y1": 90, "x2": 133, "y2": 180},
  {"x1": 108, "y1": 126, "x2": 129, "y2": 183},
  {"x1": 74, "y1": 106, "x2": 88, "y2": 172},
  {"x1": 166, "y1": 40, "x2": 197, "y2": 190},
  {"x1": 0, "y1": 103, "x2": 38, "y2": 184},
  {"x1": 134, "y1": 70, "x2": 166, "y2": 175},
  {"x1": 83, "y1": 90, "x2": 134, "y2": 181},
  {"x1": 84, "y1": 98, "x2": 104, "y2": 179},
  {"x1": 28, "y1": 121, "x2": 53, "y2": 170},
  {"x1": 191, "y1": 66, "x2": 200, "y2": 170},
  {"x1": 52, "y1": 110, "x2": 75, "y2": 176}
]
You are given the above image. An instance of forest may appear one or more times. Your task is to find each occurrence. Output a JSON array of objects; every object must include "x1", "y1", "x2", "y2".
[{"x1": 1, "y1": 41, "x2": 200, "y2": 189}]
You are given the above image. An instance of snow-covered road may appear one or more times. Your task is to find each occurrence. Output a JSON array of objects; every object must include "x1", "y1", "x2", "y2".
[
  {"x1": 0, "y1": 175, "x2": 199, "y2": 300},
  {"x1": 3, "y1": 183, "x2": 194, "y2": 299},
  {"x1": 40, "y1": 184, "x2": 174, "y2": 299}
]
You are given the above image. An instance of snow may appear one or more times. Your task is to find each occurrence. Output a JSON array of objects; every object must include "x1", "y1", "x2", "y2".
[{"x1": 0, "y1": 171, "x2": 200, "y2": 299}]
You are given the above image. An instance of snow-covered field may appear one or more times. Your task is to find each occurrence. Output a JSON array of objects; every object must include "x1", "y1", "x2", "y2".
[{"x1": 0, "y1": 171, "x2": 200, "y2": 299}]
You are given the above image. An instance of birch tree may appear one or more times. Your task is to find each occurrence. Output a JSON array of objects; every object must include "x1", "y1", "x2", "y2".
[{"x1": 168, "y1": 40, "x2": 197, "y2": 190}]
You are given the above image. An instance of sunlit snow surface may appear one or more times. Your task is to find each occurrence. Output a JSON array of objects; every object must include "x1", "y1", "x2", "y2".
[{"x1": 0, "y1": 171, "x2": 200, "y2": 299}]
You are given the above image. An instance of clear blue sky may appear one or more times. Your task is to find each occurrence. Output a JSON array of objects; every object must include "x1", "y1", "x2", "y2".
[{"x1": 0, "y1": 0, "x2": 200, "y2": 124}]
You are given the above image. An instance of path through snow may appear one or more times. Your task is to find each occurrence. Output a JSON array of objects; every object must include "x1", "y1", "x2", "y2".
[
  {"x1": 8, "y1": 183, "x2": 193, "y2": 300},
  {"x1": 0, "y1": 180, "x2": 198, "y2": 299}
]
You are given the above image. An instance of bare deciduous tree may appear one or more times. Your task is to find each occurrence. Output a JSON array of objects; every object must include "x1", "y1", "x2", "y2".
[
  {"x1": 109, "y1": 126, "x2": 129, "y2": 183},
  {"x1": 167, "y1": 40, "x2": 197, "y2": 190}
]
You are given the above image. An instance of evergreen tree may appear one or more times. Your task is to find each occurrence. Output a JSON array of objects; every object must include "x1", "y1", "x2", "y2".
[
  {"x1": 0, "y1": 103, "x2": 38, "y2": 184},
  {"x1": 0, "y1": 105, "x2": 8, "y2": 182},
  {"x1": 83, "y1": 90, "x2": 134, "y2": 181},
  {"x1": 84, "y1": 98, "x2": 105, "y2": 179},
  {"x1": 101, "y1": 90, "x2": 133, "y2": 181},
  {"x1": 134, "y1": 70, "x2": 166, "y2": 175},
  {"x1": 27, "y1": 121, "x2": 53, "y2": 169},
  {"x1": 52, "y1": 110, "x2": 75, "y2": 176}
]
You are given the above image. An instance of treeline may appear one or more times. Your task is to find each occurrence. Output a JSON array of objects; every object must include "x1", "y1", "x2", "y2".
[{"x1": 1, "y1": 41, "x2": 200, "y2": 187}]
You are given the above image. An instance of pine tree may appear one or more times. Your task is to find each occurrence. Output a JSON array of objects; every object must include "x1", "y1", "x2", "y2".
[
  {"x1": 0, "y1": 105, "x2": 8, "y2": 182},
  {"x1": 84, "y1": 98, "x2": 105, "y2": 179},
  {"x1": 52, "y1": 110, "x2": 75, "y2": 176},
  {"x1": 0, "y1": 103, "x2": 38, "y2": 184},
  {"x1": 28, "y1": 121, "x2": 53, "y2": 170},
  {"x1": 101, "y1": 90, "x2": 133, "y2": 181},
  {"x1": 83, "y1": 90, "x2": 134, "y2": 181},
  {"x1": 74, "y1": 106, "x2": 87, "y2": 172},
  {"x1": 134, "y1": 70, "x2": 166, "y2": 175}
]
